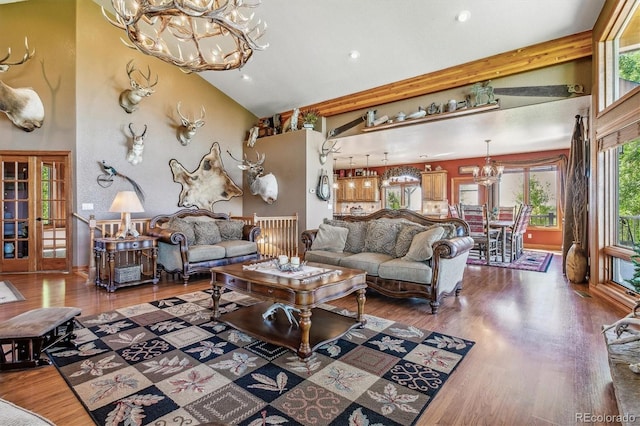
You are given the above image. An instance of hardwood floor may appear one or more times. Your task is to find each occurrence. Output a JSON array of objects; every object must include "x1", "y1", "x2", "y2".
[{"x1": 0, "y1": 254, "x2": 627, "y2": 425}]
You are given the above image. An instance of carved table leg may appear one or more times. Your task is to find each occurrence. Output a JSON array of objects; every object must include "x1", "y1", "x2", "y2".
[
  {"x1": 212, "y1": 285, "x2": 222, "y2": 320},
  {"x1": 356, "y1": 288, "x2": 367, "y2": 326},
  {"x1": 297, "y1": 308, "x2": 312, "y2": 359}
]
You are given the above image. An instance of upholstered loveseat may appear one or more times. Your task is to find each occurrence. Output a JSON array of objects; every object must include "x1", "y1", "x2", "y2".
[
  {"x1": 147, "y1": 209, "x2": 260, "y2": 284},
  {"x1": 301, "y1": 209, "x2": 473, "y2": 313}
]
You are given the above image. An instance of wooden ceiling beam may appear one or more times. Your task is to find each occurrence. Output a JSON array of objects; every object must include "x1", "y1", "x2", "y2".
[{"x1": 295, "y1": 31, "x2": 592, "y2": 118}]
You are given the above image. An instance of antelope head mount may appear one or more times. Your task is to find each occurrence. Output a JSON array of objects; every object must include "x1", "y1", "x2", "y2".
[
  {"x1": 126, "y1": 123, "x2": 147, "y2": 166},
  {"x1": 319, "y1": 139, "x2": 341, "y2": 165},
  {"x1": 228, "y1": 149, "x2": 278, "y2": 204},
  {"x1": 0, "y1": 37, "x2": 44, "y2": 132},
  {"x1": 176, "y1": 101, "x2": 205, "y2": 145},
  {"x1": 119, "y1": 60, "x2": 158, "y2": 113}
]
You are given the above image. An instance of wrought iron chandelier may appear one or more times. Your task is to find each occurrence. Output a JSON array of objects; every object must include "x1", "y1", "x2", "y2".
[
  {"x1": 473, "y1": 139, "x2": 504, "y2": 187},
  {"x1": 102, "y1": 0, "x2": 268, "y2": 72}
]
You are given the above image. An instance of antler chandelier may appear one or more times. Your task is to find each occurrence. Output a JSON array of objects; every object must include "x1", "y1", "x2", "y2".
[
  {"x1": 102, "y1": 0, "x2": 268, "y2": 72},
  {"x1": 473, "y1": 139, "x2": 504, "y2": 187}
]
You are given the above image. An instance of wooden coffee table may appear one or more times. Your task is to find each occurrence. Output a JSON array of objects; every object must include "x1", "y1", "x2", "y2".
[{"x1": 210, "y1": 261, "x2": 367, "y2": 359}]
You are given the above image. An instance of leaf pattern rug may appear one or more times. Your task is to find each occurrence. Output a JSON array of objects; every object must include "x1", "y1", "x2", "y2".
[{"x1": 48, "y1": 290, "x2": 474, "y2": 426}]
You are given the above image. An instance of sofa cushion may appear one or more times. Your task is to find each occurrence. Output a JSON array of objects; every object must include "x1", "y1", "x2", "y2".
[
  {"x1": 304, "y1": 250, "x2": 352, "y2": 266},
  {"x1": 188, "y1": 244, "x2": 226, "y2": 262},
  {"x1": 403, "y1": 227, "x2": 445, "y2": 262},
  {"x1": 311, "y1": 223, "x2": 348, "y2": 252},
  {"x1": 194, "y1": 221, "x2": 222, "y2": 245},
  {"x1": 364, "y1": 220, "x2": 401, "y2": 256},
  {"x1": 395, "y1": 224, "x2": 429, "y2": 258},
  {"x1": 339, "y1": 252, "x2": 393, "y2": 276},
  {"x1": 324, "y1": 219, "x2": 367, "y2": 253},
  {"x1": 378, "y1": 258, "x2": 433, "y2": 285},
  {"x1": 216, "y1": 220, "x2": 245, "y2": 240},
  {"x1": 215, "y1": 240, "x2": 258, "y2": 258},
  {"x1": 168, "y1": 217, "x2": 196, "y2": 245}
]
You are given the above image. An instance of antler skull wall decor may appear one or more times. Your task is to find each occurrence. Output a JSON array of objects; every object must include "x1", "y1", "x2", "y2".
[
  {"x1": 176, "y1": 101, "x2": 205, "y2": 145},
  {"x1": 126, "y1": 123, "x2": 147, "y2": 165},
  {"x1": 119, "y1": 60, "x2": 158, "y2": 113},
  {"x1": 0, "y1": 37, "x2": 44, "y2": 132}
]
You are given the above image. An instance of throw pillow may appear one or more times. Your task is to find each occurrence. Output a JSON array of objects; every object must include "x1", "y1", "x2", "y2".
[
  {"x1": 403, "y1": 226, "x2": 445, "y2": 262},
  {"x1": 344, "y1": 221, "x2": 368, "y2": 253},
  {"x1": 194, "y1": 221, "x2": 222, "y2": 245},
  {"x1": 364, "y1": 220, "x2": 401, "y2": 256},
  {"x1": 395, "y1": 224, "x2": 428, "y2": 257},
  {"x1": 217, "y1": 220, "x2": 244, "y2": 240},
  {"x1": 168, "y1": 217, "x2": 196, "y2": 246},
  {"x1": 311, "y1": 223, "x2": 348, "y2": 252}
]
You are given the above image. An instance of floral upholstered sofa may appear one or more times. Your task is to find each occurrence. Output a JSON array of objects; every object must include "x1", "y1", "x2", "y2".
[
  {"x1": 147, "y1": 209, "x2": 260, "y2": 284},
  {"x1": 301, "y1": 209, "x2": 473, "y2": 313}
]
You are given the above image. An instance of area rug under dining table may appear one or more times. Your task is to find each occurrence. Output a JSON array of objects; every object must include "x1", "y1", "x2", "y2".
[
  {"x1": 467, "y1": 250, "x2": 553, "y2": 272},
  {"x1": 47, "y1": 290, "x2": 474, "y2": 426}
]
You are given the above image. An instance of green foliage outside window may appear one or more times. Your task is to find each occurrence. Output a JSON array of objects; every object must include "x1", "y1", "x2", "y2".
[
  {"x1": 387, "y1": 192, "x2": 400, "y2": 210},
  {"x1": 619, "y1": 139, "x2": 640, "y2": 217},
  {"x1": 619, "y1": 51, "x2": 640, "y2": 84}
]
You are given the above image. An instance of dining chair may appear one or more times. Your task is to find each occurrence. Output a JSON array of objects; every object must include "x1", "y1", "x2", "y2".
[
  {"x1": 497, "y1": 206, "x2": 516, "y2": 222},
  {"x1": 448, "y1": 204, "x2": 460, "y2": 218},
  {"x1": 460, "y1": 204, "x2": 500, "y2": 265},
  {"x1": 506, "y1": 204, "x2": 533, "y2": 261}
]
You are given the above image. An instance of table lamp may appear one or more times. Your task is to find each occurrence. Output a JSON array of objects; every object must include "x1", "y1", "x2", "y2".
[{"x1": 109, "y1": 191, "x2": 144, "y2": 238}]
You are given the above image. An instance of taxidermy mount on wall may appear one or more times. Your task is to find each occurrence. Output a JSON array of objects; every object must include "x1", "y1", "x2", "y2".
[
  {"x1": 126, "y1": 123, "x2": 147, "y2": 165},
  {"x1": 176, "y1": 101, "x2": 205, "y2": 145},
  {"x1": 170, "y1": 142, "x2": 243, "y2": 211},
  {"x1": 119, "y1": 60, "x2": 157, "y2": 113},
  {"x1": 0, "y1": 37, "x2": 44, "y2": 132}
]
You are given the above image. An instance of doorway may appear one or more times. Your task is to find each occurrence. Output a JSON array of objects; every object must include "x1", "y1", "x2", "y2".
[{"x1": 1, "y1": 152, "x2": 71, "y2": 272}]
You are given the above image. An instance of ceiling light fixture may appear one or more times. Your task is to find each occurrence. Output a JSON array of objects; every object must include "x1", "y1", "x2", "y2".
[
  {"x1": 381, "y1": 152, "x2": 390, "y2": 187},
  {"x1": 473, "y1": 139, "x2": 504, "y2": 187},
  {"x1": 348, "y1": 50, "x2": 360, "y2": 60},
  {"x1": 363, "y1": 154, "x2": 372, "y2": 188},
  {"x1": 102, "y1": 0, "x2": 268, "y2": 72},
  {"x1": 348, "y1": 157, "x2": 356, "y2": 188},
  {"x1": 456, "y1": 10, "x2": 471, "y2": 22}
]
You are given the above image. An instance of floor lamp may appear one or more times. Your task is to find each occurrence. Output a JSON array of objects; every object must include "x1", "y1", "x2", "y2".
[{"x1": 109, "y1": 191, "x2": 144, "y2": 238}]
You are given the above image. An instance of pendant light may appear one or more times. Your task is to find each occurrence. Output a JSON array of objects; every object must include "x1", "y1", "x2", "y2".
[
  {"x1": 381, "y1": 152, "x2": 390, "y2": 187},
  {"x1": 363, "y1": 154, "x2": 372, "y2": 188}
]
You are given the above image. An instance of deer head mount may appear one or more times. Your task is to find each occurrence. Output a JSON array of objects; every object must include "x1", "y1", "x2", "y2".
[
  {"x1": 227, "y1": 149, "x2": 278, "y2": 204},
  {"x1": 126, "y1": 123, "x2": 147, "y2": 166},
  {"x1": 0, "y1": 37, "x2": 44, "y2": 132},
  {"x1": 119, "y1": 60, "x2": 158, "y2": 113},
  {"x1": 176, "y1": 102, "x2": 205, "y2": 146},
  {"x1": 319, "y1": 139, "x2": 340, "y2": 165}
]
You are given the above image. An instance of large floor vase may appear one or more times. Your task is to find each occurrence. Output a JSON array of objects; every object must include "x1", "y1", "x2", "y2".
[{"x1": 566, "y1": 241, "x2": 588, "y2": 283}]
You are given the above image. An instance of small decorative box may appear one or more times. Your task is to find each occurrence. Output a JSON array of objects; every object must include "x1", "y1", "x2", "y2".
[{"x1": 114, "y1": 265, "x2": 141, "y2": 283}]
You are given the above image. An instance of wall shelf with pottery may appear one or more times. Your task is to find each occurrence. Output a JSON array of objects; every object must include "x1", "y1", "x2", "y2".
[{"x1": 361, "y1": 101, "x2": 500, "y2": 133}]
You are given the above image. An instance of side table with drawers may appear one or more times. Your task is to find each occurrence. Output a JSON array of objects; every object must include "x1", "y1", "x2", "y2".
[{"x1": 94, "y1": 236, "x2": 159, "y2": 292}]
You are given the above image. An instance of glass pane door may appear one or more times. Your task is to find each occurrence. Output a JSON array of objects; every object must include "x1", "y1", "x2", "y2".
[
  {"x1": 1, "y1": 159, "x2": 30, "y2": 271},
  {"x1": 38, "y1": 158, "x2": 68, "y2": 270}
]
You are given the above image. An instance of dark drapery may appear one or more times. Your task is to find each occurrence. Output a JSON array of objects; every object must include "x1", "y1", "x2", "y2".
[{"x1": 562, "y1": 115, "x2": 588, "y2": 273}]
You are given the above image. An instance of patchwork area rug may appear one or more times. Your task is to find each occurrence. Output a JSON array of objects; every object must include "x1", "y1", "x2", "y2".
[
  {"x1": 48, "y1": 290, "x2": 474, "y2": 426},
  {"x1": 0, "y1": 281, "x2": 25, "y2": 304},
  {"x1": 467, "y1": 250, "x2": 553, "y2": 272}
]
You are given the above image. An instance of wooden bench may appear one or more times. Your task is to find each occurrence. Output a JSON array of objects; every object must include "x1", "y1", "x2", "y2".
[{"x1": 0, "y1": 307, "x2": 81, "y2": 370}]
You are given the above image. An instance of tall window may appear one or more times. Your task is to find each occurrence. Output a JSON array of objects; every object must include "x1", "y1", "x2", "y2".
[
  {"x1": 498, "y1": 165, "x2": 559, "y2": 228},
  {"x1": 595, "y1": 0, "x2": 640, "y2": 302}
]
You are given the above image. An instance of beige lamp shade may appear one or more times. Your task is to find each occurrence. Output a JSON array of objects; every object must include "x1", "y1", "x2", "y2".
[
  {"x1": 109, "y1": 191, "x2": 144, "y2": 238},
  {"x1": 109, "y1": 191, "x2": 144, "y2": 213}
]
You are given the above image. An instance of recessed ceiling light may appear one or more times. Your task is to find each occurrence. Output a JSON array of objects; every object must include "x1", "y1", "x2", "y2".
[
  {"x1": 456, "y1": 10, "x2": 471, "y2": 22},
  {"x1": 419, "y1": 155, "x2": 428, "y2": 159},
  {"x1": 348, "y1": 50, "x2": 360, "y2": 60},
  {"x1": 241, "y1": 74, "x2": 252, "y2": 81}
]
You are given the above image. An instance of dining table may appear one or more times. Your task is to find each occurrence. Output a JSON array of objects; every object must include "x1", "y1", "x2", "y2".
[{"x1": 489, "y1": 220, "x2": 515, "y2": 263}]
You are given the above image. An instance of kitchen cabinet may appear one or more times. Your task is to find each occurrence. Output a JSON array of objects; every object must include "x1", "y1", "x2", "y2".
[
  {"x1": 421, "y1": 170, "x2": 448, "y2": 201},
  {"x1": 336, "y1": 176, "x2": 379, "y2": 202}
]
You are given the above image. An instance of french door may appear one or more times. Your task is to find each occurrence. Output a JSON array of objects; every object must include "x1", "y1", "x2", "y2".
[{"x1": 1, "y1": 152, "x2": 71, "y2": 272}]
